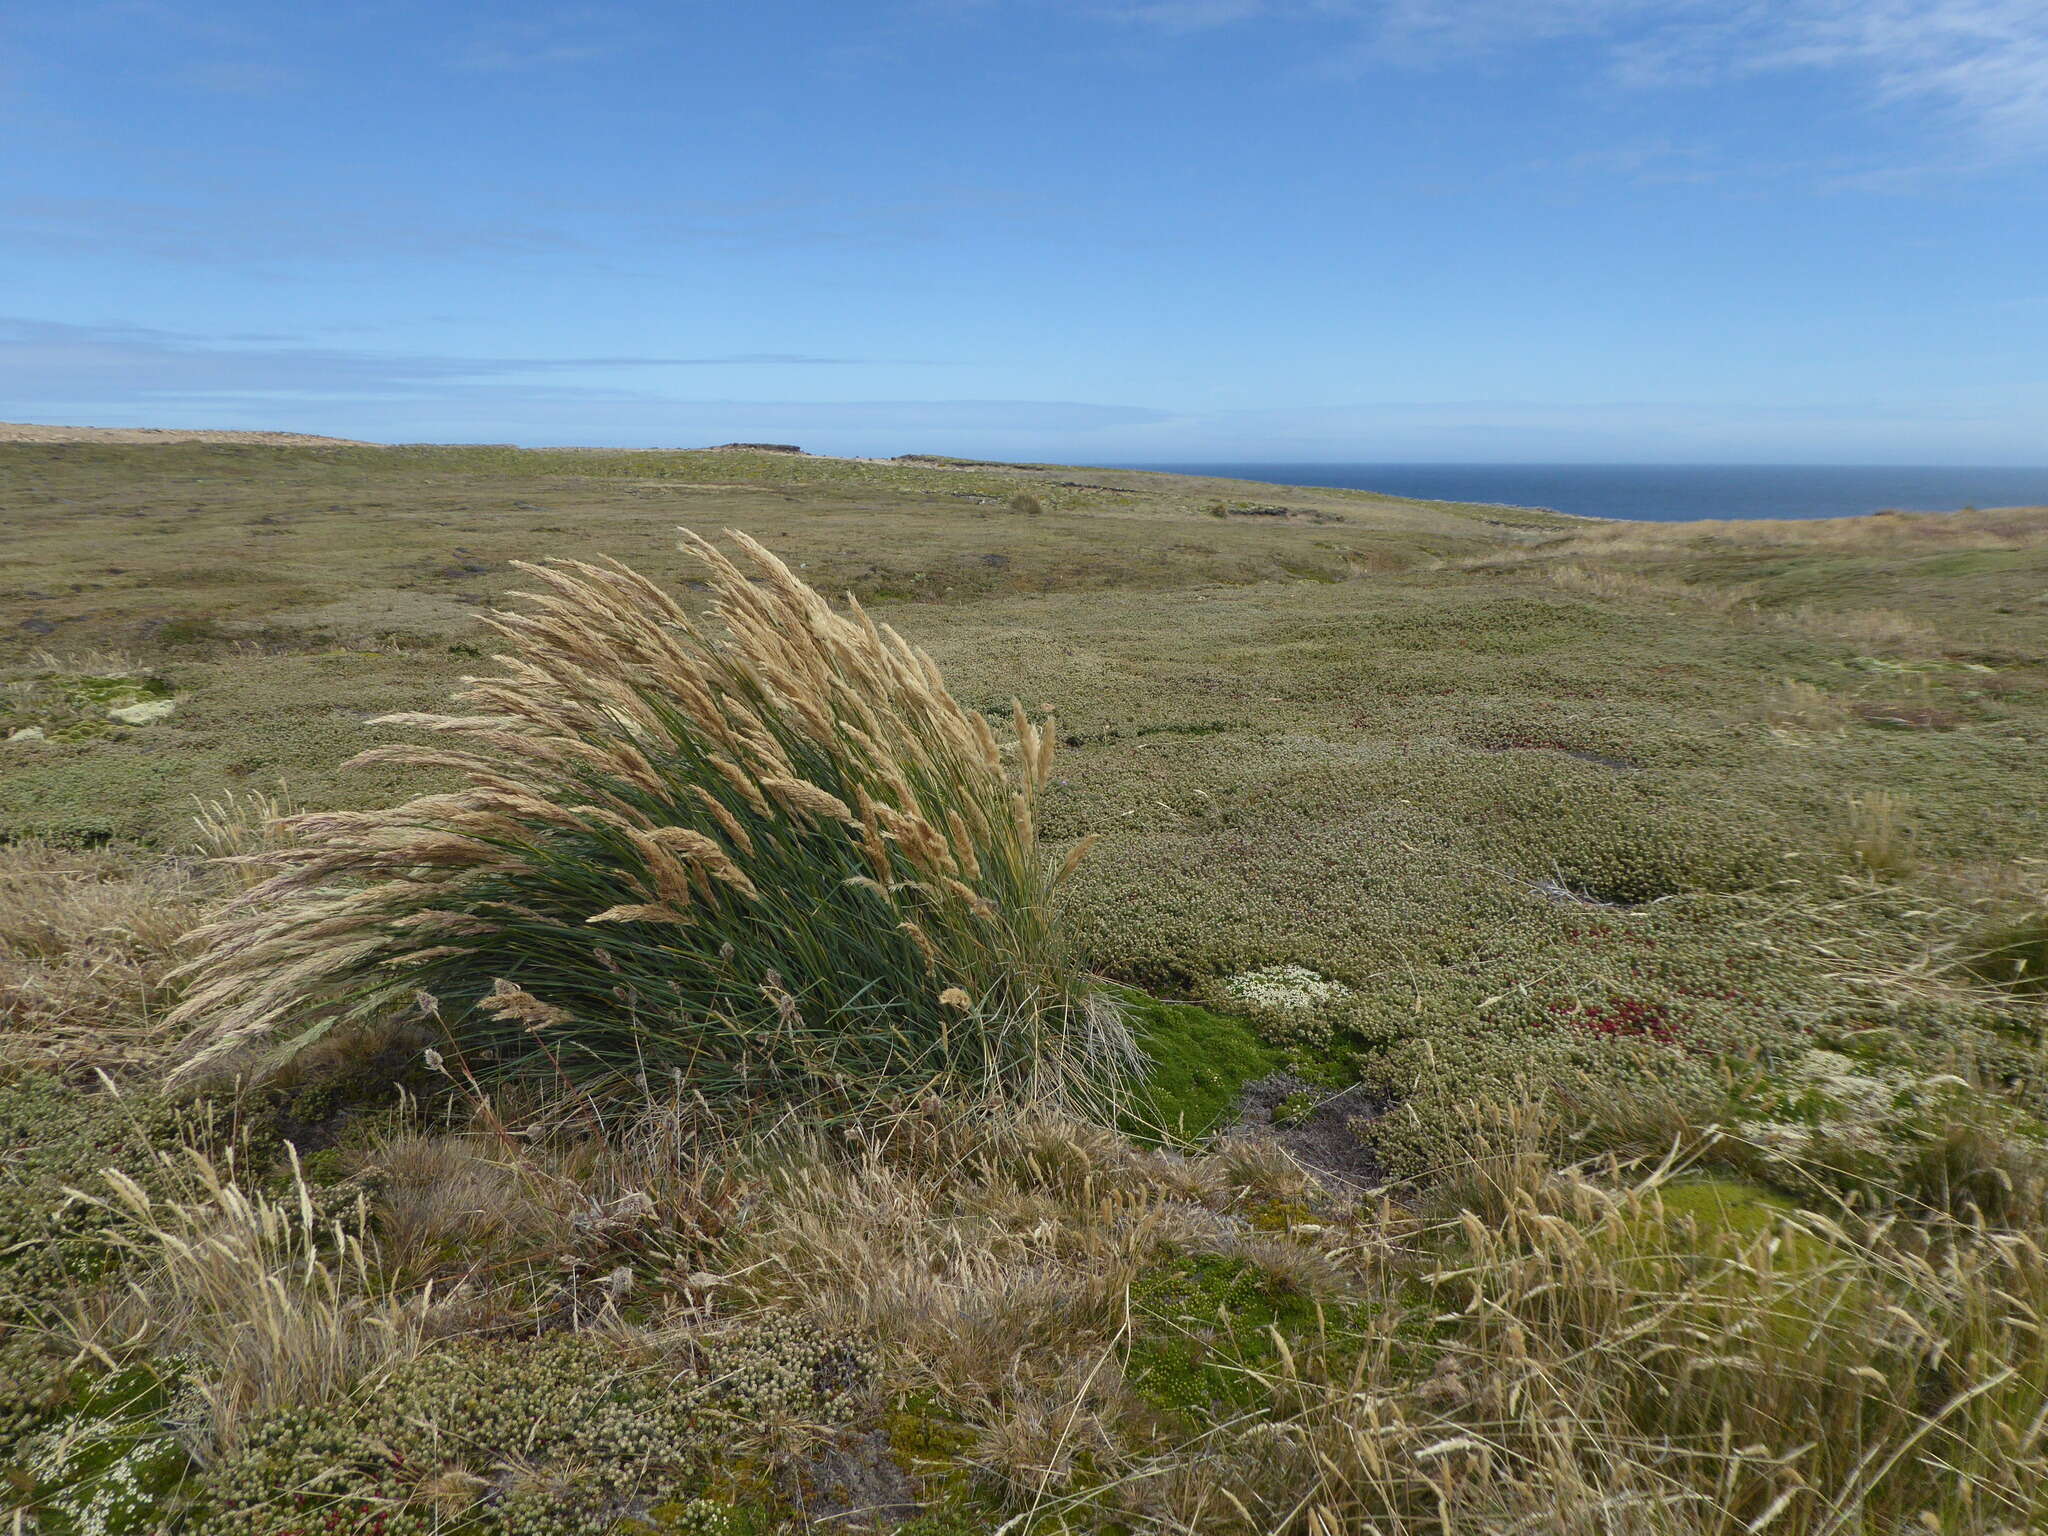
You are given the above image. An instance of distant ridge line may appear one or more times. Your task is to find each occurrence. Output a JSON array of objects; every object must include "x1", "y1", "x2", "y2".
[{"x1": 0, "y1": 422, "x2": 378, "y2": 446}]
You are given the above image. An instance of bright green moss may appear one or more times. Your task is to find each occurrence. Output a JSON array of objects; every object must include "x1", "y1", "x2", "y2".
[
  {"x1": 1271, "y1": 1090, "x2": 1319, "y2": 1128},
  {"x1": 1626, "y1": 1177, "x2": 1842, "y2": 1281},
  {"x1": 1119, "y1": 994, "x2": 1277, "y2": 1145},
  {"x1": 1125, "y1": 1256, "x2": 1323, "y2": 1417},
  {"x1": 1652, "y1": 1175, "x2": 1801, "y2": 1234},
  {"x1": 619, "y1": 1499, "x2": 769, "y2": 1536}
]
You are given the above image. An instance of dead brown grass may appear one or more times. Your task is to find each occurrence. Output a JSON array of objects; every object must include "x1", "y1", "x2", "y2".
[
  {"x1": 1532, "y1": 504, "x2": 2048, "y2": 556},
  {"x1": 688, "y1": 1102, "x2": 2048, "y2": 1535},
  {"x1": 0, "y1": 842, "x2": 212, "y2": 1071},
  {"x1": 73, "y1": 1146, "x2": 437, "y2": 1456}
]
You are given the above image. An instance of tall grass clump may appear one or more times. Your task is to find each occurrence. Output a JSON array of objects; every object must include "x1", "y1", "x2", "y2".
[
  {"x1": 1840, "y1": 788, "x2": 1915, "y2": 880},
  {"x1": 167, "y1": 529, "x2": 1135, "y2": 1116},
  {"x1": 74, "y1": 1147, "x2": 432, "y2": 1455}
]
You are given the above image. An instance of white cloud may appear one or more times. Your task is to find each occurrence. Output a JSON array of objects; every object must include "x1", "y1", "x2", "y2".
[
  {"x1": 0, "y1": 316, "x2": 1162, "y2": 451},
  {"x1": 1756, "y1": 1, "x2": 2048, "y2": 146},
  {"x1": 1065, "y1": 0, "x2": 2048, "y2": 154}
]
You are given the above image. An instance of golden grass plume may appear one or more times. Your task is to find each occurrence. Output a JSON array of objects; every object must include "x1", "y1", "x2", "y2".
[{"x1": 165, "y1": 529, "x2": 1134, "y2": 1116}]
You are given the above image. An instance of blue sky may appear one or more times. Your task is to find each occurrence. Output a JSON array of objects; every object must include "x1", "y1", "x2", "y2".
[{"x1": 5, "y1": 1, "x2": 2046, "y2": 461}]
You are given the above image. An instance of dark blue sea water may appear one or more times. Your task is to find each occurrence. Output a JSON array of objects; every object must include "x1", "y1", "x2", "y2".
[{"x1": 1116, "y1": 464, "x2": 2048, "y2": 523}]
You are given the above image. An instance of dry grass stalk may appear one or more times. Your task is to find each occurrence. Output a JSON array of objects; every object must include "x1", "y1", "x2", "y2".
[
  {"x1": 1514, "y1": 504, "x2": 2048, "y2": 559},
  {"x1": 1762, "y1": 678, "x2": 1853, "y2": 735},
  {"x1": 701, "y1": 1095, "x2": 2048, "y2": 1535},
  {"x1": 187, "y1": 785, "x2": 298, "y2": 891},
  {"x1": 1783, "y1": 604, "x2": 1942, "y2": 656},
  {"x1": 1544, "y1": 563, "x2": 1753, "y2": 613},
  {"x1": 1190, "y1": 1161, "x2": 2048, "y2": 1535}
]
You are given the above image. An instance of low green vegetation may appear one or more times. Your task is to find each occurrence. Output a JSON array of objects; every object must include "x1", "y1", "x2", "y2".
[
  {"x1": 1119, "y1": 993, "x2": 1277, "y2": 1142},
  {"x1": 5, "y1": 440, "x2": 2048, "y2": 1533}
]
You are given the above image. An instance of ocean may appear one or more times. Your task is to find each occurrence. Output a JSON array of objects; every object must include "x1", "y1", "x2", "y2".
[{"x1": 1114, "y1": 463, "x2": 2048, "y2": 523}]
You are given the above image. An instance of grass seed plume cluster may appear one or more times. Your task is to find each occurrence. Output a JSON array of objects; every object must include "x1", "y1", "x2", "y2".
[{"x1": 168, "y1": 529, "x2": 1132, "y2": 1117}]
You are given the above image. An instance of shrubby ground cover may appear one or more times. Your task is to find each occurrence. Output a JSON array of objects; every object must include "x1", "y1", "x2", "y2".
[{"x1": 3, "y1": 442, "x2": 2047, "y2": 1532}]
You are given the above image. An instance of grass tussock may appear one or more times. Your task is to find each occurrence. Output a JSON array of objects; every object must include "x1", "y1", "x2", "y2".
[
  {"x1": 167, "y1": 529, "x2": 1135, "y2": 1116},
  {"x1": 1839, "y1": 788, "x2": 1916, "y2": 881}
]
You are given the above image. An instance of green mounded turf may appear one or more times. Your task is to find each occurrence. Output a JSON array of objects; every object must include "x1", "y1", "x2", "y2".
[{"x1": 1121, "y1": 993, "x2": 1279, "y2": 1144}]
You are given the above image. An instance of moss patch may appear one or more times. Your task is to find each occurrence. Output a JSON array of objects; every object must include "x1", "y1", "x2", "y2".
[
  {"x1": 1125, "y1": 1255, "x2": 1323, "y2": 1417},
  {"x1": 1120, "y1": 994, "x2": 1277, "y2": 1144}
]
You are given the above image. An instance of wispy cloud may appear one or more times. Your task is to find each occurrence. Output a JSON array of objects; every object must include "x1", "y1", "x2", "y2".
[
  {"x1": 1061, "y1": 0, "x2": 2048, "y2": 155},
  {"x1": 0, "y1": 318, "x2": 1166, "y2": 452},
  {"x1": 0, "y1": 317, "x2": 931, "y2": 401},
  {"x1": 0, "y1": 196, "x2": 580, "y2": 266},
  {"x1": 6, "y1": 323, "x2": 2034, "y2": 461},
  {"x1": 449, "y1": 6, "x2": 636, "y2": 72},
  {"x1": 1749, "y1": 1, "x2": 2048, "y2": 147}
]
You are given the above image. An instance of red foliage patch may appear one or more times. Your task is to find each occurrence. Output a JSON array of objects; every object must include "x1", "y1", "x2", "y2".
[{"x1": 1547, "y1": 994, "x2": 1682, "y2": 1044}]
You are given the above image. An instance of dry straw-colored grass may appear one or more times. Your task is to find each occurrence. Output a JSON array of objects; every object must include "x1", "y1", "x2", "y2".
[
  {"x1": 1532, "y1": 565, "x2": 1947, "y2": 656},
  {"x1": 635, "y1": 1100, "x2": 2048, "y2": 1536},
  {"x1": 0, "y1": 842, "x2": 212, "y2": 1071},
  {"x1": 1184, "y1": 1174, "x2": 2048, "y2": 1536},
  {"x1": 1527, "y1": 504, "x2": 2048, "y2": 557},
  {"x1": 187, "y1": 786, "x2": 298, "y2": 890},
  {"x1": 167, "y1": 528, "x2": 1134, "y2": 1116},
  {"x1": 1543, "y1": 562, "x2": 1754, "y2": 613},
  {"x1": 1455, "y1": 509, "x2": 2048, "y2": 658},
  {"x1": 1762, "y1": 678, "x2": 1855, "y2": 735},
  {"x1": 1840, "y1": 788, "x2": 1916, "y2": 881},
  {"x1": 73, "y1": 1147, "x2": 435, "y2": 1455}
]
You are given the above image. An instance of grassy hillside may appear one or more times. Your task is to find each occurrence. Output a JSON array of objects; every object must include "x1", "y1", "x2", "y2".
[{"x1": 5, "y1": 442, "x2": 2048, "y2": 1534}]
